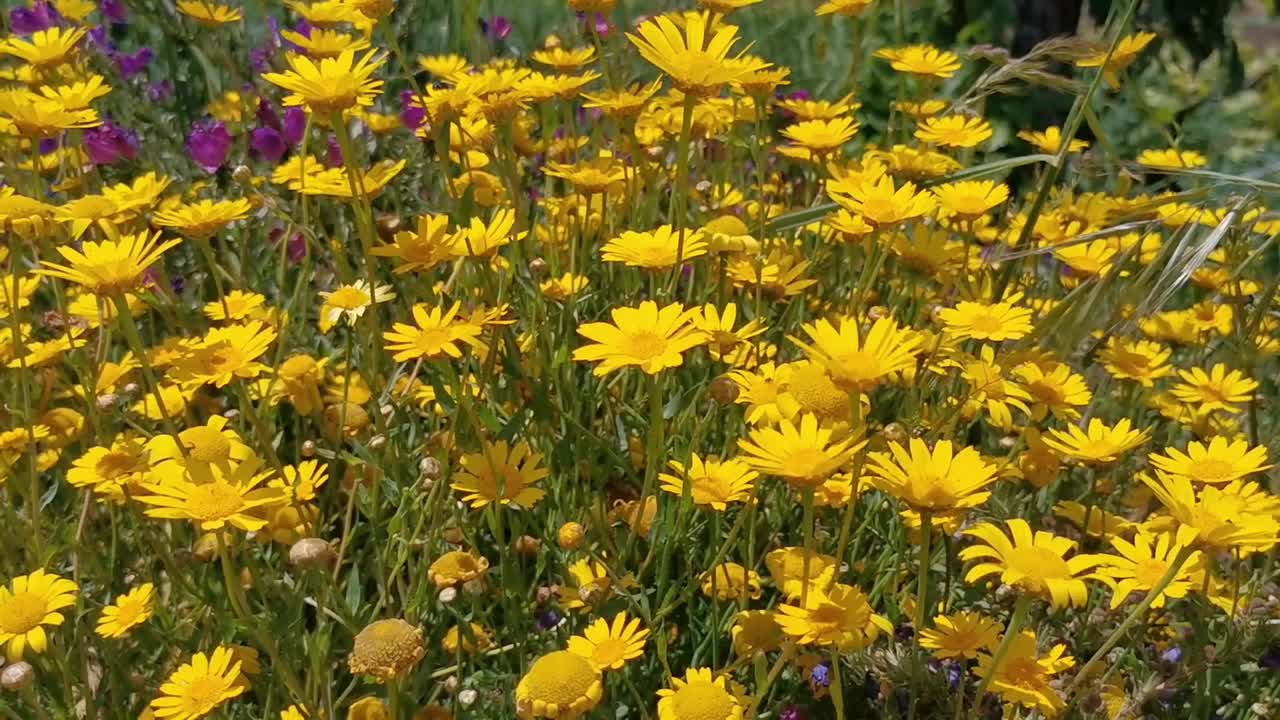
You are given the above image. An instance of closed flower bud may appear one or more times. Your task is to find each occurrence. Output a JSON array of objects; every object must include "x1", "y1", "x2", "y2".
[
  {"x1": 289, "y1": 538, "x2": 335, "y2": 570},
  {"x1": 191, "y1": 534, "x2": 219, "y2": 562},
  {"x1": 442, "y1": 525, "x2": 464, "y2": 545},
  {"x1": 231, "y1": 165, "x2": 253, "y2": 184},
  {"x1": 376, "y1": 214, "x2": 402, "y2": 241},
  {"x1": 442, "y1": 675, "x2": 459, "y2": 694},
  {"x1": 1, "y1": 662, "x2": 34, "y2": 692},
  {"x1": 458, "y1": 689, "x2": 478, "y2": 707},
  {"x1": 122, "y1": 382, "x2": 141, "y2": 395},
  {"x1": 513, "y1": 535, "x2": 541, "y2": 556},
  {"x1": 438, "y1": 587, "x2": 458, "y2": 604},
  {"x1": 709, "y1": 376, "x2": 739, "y2": 405},
  {"x1": 420, "y1": 457, "x2": 443, "y2": 480},
  {"x1": 557, "y1": 522, "x2": 585, "y2": 550},
  {"x1": 348, "y1": 619, "x2": 425, "y2": 681},
  {"x1": 95, "y1": 394, "x2": 118, "y2": 410},
  {"x1": 301, "y1": 440, "x2": 318, "y2": 458},
  {"x1": 369, "y1": 434, "x2": 386, "y2": 450},
  {"x1": 462, "y1": 579, "x2": 485, "y2": 596},
  {"x1": 528, "y1": 257, "x2": 548, "y2": 277},
  {"x1": 881, "y1": 422, "x2": 908, "y2": 444}
]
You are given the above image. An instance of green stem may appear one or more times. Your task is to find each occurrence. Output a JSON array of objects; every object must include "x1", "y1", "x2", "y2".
[
  {"x1": 1064, "y1": 546, "x2": 1194, "y2": 705},
  {"x1": 666, "y1": 93, "x2": 697, "y2": 298},
  {"x1": 909, "y1": 511, "x2": 933, "y2": 720},
  {"x1": 800, "y1": 489, "x2": 816, "y2": 607}
]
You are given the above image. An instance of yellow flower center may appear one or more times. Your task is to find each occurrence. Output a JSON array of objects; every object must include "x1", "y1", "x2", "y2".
[
  {"x1": 187, "y1": 482, "x2": 245, "y2": 520},
  {"x1": 786, "y1": 446, "x2": 835, "y2": 480},
  {"x1": 1005, "y1": 546, "x2": 1071, "y2": 589},
  {"x1": 183, "y1": 427, "x2": 232, "y2": 464},
  {"x1": 0, "y1": 591, "x2": 46, "y2": 633},
  {"x1": 181, "y1": 675, "x2": 230, "y2": 715},
  {"x1": 327, "y1": 286, "x2": 371, "y2": 310},
  {"x1": 622, "y1": 331, "x2": 668, "y2": 360},
  {"x1": 590, "y1": 637, "x2": 629, "y2": 668},
  {"x1": 414, "y1": 327, "x2": 452, "y2": 353},
  {"x1": 999, "y1": 656, "x2": 1044, "y2": 685},
  {"x1": 200, "y1": 341, "x2": 245, "y2": 375},
  {"x1": 785, "y1": 365, "x2": 848, "y2": 420},
  {"x1": 1133, "y1": 558, "x2": 1170, "y2": 587},
  {"x1": 670, "y1": 681, "x2": 739, "y2": 720},
  {"x1": 96, "y1": 450, "x2": 141, "y2": 480},
  {"x1": 831, "y1": 350, "x2": 883, "y2": 386},
  {"x1": 966, "y1": 311, "x2": 1004, "y2": 335},
  {"x1": 349, "y1": 619, "x2": 424, "y2": 679},
  {"x1": 520, "y1": 651, "x2": 598, "y2": 706},
  {"x1": 1190, "y1": 458, "x2": 1235, "y2": 483}
]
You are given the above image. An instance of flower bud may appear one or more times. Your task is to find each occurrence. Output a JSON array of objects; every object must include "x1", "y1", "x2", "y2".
[
  {"x1": 369, "y1": 434, "x2": 386, "y2": 450},
  {"x1": 420, "y1": 457, "x2": 442, "y2": 480},
  {"x1": 376, "y1": 214, "x2": 402, "y2": 241},
  {"x1": 96, "y1": 394, "x2": 118, "y2": 410},
  {"x1": 709, "y1": 376, "x2": 739, "y2": 405},
  {"x1": 462, "y1": 579, "x2": 485, "y2": 596},
  {"x1": 458, "y1": 689, "x2": 478, "y2": 707},
  {"x1": 557, "y1": 522, "x2": 585, "y2": 550},
  {"x1": 301, "y1": 440, "x2": 317, "y2": 458},
  {"x1": 231, "y1": 165, "x2": 253, "y2": 184},
  {"x1": 438, "y1": 587, "x2": 458, "y2": 604},
  {"x1": 289, "y1": 538, "x2": 335, "y2": 570},
  {"x1": 1, "y1": 662, "x2": 33, "y2": 692},
  {"x1": 528, "y1": 257, "x2": 548, "y2": 277},
  {"x1": 442, "y1": 525, "x2": 464, "y2": 545},
  {"x1": 513, "y1": 535, "x2": 541, "y2": 556}
]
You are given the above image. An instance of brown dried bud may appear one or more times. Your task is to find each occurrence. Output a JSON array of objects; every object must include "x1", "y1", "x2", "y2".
[
  {"x1": 513, "y1": 535, "x2": 542, "y2": 556},
  {"x1": 289, "y1": 538, "x2": 335, "y2": 570},
  {"x1": 420, "y1": 457, "x2": 443, "y2": 480},
  {"x1": 442, "y1": 525, "x2": 465, "y2": 545},
  {"x1": 438, "y1": 587, "x2": 458, "y2": 605},
  {"x1": 528, "y1": 257, "x2": 549, "y2": 277},
  {"x1": 376, "y1": 214, "x2": 402, "y2": 241},
  {"x1": 368, "y1": 434, "x2": 386, "y2": 450},
  {"x1": 710, "y1": 376, "x2": 739, "y2": 405},
  {"x1": 95, "y1": 394, "x2": 118, "y2": 410},
  {"x1": 301, "y1": 440, "x2": 318, "y2": 458},
  {"x1": 881, "y1": 422, "x2": 908, "y2": 445},
  {"x1": 231, "y1": 165, "x2": 253, "y2": 184},
  {"x1": 1, "y1": 662, "x2": 34, "y2": 692}
]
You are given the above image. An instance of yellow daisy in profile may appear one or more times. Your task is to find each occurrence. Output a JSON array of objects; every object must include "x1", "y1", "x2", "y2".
[
  {"x1": 974, "y1": 631, "x2": 1074, "y2": 717},
  {"x1": 915, "y1": 115, "x2": 993, "y2": 148},
  {"x1": 828, "y1": 174, "x2": 936, "y2": 228},
  {"x1": 780, "y1": 117, "x2": 860, "y2": 157},
  {"x1": 776, "y1": 582, "x2": 892, "y2": 650},
  {"x1": 152, "y1": 198, "x2": 253, "y2": 239},
  {"x1": 139, "y1": 456, "x2": 282, "y2": 532},
  {"x1": 38, "y1": 74, "x2": 112, "y2": 109},
  {"x1": 544, "y1": 154, "x2": 628, "y2": 195},
  {"x1": 382, "y1": 302, "x2": 485, "y2": 362},
  {"x1": 531, "y1": 46, "x2": 598, "y2": 72},
  {"x1": 451, "y1": 440, "x2": 548, "y2": 510},
  {"x1": 1148, "y1": 437, "x2": 1271, "y2": 485},
  {"x1": 541, "y1": 273, "x2": 590, "y2": 302},
  {"x1": 573, "y1": 301, "x2": 707, "y2": 376},
  {"x1": 279, "y1": 29, "x2": 371, "y2": 59},
  {"x1": 567, "y1": 612, "x2": 649, "y2": 671},
  {"x1": 776, "y1": 93, "x2": 860, "y2": 120},
  {"x1": 581, "y1": 80, "x2": 664, "y2": 119},
  {"x1": 1076, "y1": 31, "x2": 1157, "y2": 87},
  {"x1": 627, "y1": 13, "x2": 767, "y2": 97},
  {"x1": 176, "y1": 0, "x2": 243, "y2": 27},
  {"x1": 262, "y1": 49, "x2": 386, "y2": 114},
  {"x1": 318, "y1": 280, "x2": 394, "y2": 333},
  {"x1": 656, "y1": 667, "x2": 744, "y2": 720},
  {"x1": 701, "y1": 563, "x2": 762, "y2": 601},
  {"x1": 931, "y1": 180, "x2": 1010, "y2": 222},
  {"x1": 170, "y1": 322, "x2": 277, "y2": 388},
  {"x1": 66, "y1": 436, "x2": 151, "y2": 502},
  {"x1": 1041, "y1": 418, "x2": 1150, "y2": 466},
  {"x1": 0, "y1": 27, "x2": 87, "y2": 69},
  {"x1": 0, "y1": 569, "x2": 78, "y2": 661},
  {"x1": 1018, "y1": 126, "x2": 1089, "y2": 154},
  {"x1": 428, "y1": 551, "x2": 490, "y2": 589},
  {"x1": 36, "y1": 230, "x2": 179, "y2": 297},
  {"x1": 1137, "y1": 148, "x2": 1208, "y2": 170},
  {"x1": 1013, "y1": 362, "x2": 1092, "y2": 422},
  {"x1": 450, "y1": 208, "x2": 526, "y2": 258},
  {"x1": 864, "y1": 438, "x2": 999, "y2": 514},
  {"x1": 203, "y1": 290, "x2": 267, "y2": 323},
  {"x1": 960, "y1": 519, "x2": 1105, "y2": 608},
  {"x1": 938, "y1": 298, "x2": 1033, "y2": 341},
  {"x1": 601, "y1": 226, "x2": 708, "y2": 270},
  {"x1": 1098, "y1": 337, "x2": 1172, "y2": 387},
  {"x1": 150, "y1": 646, "x2": 246, "y2": 720},
  {"x1": 1169, "y1": 364, "x2": 1257, "y2": 415},
  {"x1": 372, "y1": 212, "x2": 455, "y2": 274},
  {"x1": 1141, "y1": 472, "x2": 1280, "y2": 554},
  {"x1": 874, "y1": 44, "x2": 962, "y2": 79},
  {"x1": 919, "y1": 611, "x2": 1001, "y2": 661},
  {"x1": 816, "y1": 0, "x2": 874, "y2": 15},
  {"x1": 737, "y1": 413, "x2": 863, "y2": 490},
  {"x1": 1089, "y1": 528, "x2": 1203, "y2": 610},
  {"x1": 96, "y1": 583, "x2": 156, "y2": 639},
  {"x1": 791, "y1": 316, "x2": 922, "y2": 392},
  {"x1": 659, "y1": 454, "x2": 757, "y2": 510},
  {"x1": 515, "y1": 650, "x2": 604, "y2": 719}
]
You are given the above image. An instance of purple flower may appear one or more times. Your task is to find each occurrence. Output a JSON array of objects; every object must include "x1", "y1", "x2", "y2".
[
  {"x1": 256, "y1": 99, "x2": 281, "y2": 131},
  {"x1": 170, "y1": 274, "x2": 185, "y2": 294},
  {"x1": 251, "y1": 127, "x2": 287, "y2": 163},
  {"x1": 1160, "y1": 647, "x2": 1183, "y2": 664},
  {"x1": 10, "y1": 2, "x2": 60, "y2": 34},
  {"x1": 778, "y1": 706, "x2": 805, "y2": 720},
  {"x1": 399, "y1": 89, "x2": 425, "y2": 130},
  {"x1": 282, "y1": 107, "x2": 306, "y2": 145},
  {"x1": 38, "y1": 138, "x2": 59, "y2": 155},
  {"x1": 146, "y1": 80, "x2": 173, "y2": 103},
  {"x1": 535, "y1": 610, "x2": 561, "y2": 631},
  {"x1": 100, "y1": 0, "x2": 127, "y2": 24},
  {"x1": 114, "y1": 47, "x2": 152, "y2": 79},
  {"x1": 1261, "y1": 644, "x2": 1280, "y2": 670},
  {"x1": 577, "y1": 12, "x2": 610, "y2": 36},
  {"x1": 325, "y1": 136, "x2": 343, "y2": 167},
  {"x1": 84, "y1": 119, "x2": 139, "y2": 166},
  {"x1": 186, "y1": 119, "x2": 232, "y2": 173},
  {"x1": 480, "y1": 16, "x2": 511, "y2": 42},
  {"x1": 809, "y1": 662, "x2": 831, "y2": 690},
  {"x1": 250, "y1": 17, "x2": 281, "y2": 72},
  {"x1": 286, "y1": 232, "x2": 306, "y2": 263}
]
